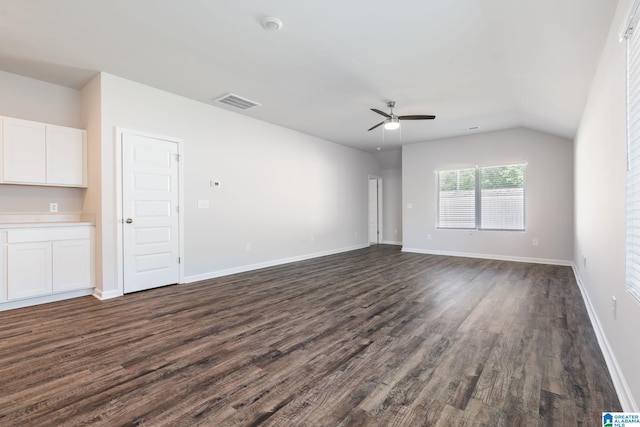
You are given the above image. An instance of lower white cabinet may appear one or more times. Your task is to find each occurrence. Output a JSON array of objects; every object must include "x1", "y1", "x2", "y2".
[
  {"x1": 7, "y1": 242, "x2": 53, "y2": 300},
  {"x1": 4, "y1": 225, "x2": 94, "y2": 302},
  {"x1": 52, "y1": 239, "x2": 91, "y2": 292}
]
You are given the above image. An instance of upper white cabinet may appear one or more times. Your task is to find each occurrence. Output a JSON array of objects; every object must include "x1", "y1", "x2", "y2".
[
  {"x1": 1, "y1": 117, "x2": 87, "y2": 187},
  {"x1": 2, "y1": 118, "x2": 47, "y2": 184},
  {"x1": 46, "y1": 124, "x2": 87, "y2": 186}
]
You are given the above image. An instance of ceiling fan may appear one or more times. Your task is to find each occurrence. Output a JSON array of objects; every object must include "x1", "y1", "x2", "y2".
[{"x1": 368, "y1": 101, "x2": 435, "y2": 131}]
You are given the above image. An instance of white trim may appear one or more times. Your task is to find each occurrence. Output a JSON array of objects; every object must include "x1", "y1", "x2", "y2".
[
  {"x1": 114, "y1": 127, "x2": 124, "y2": 296},
  {"x1": 401, "y1": 247, "x2": 572, "y2": 266},
  {"x1": 620, "y1": 0, "x2": 640, "y2": 42},
  {"x1": 184, "y1": 244, "x2": 369, "y2": 283},
  {"x1": 572, "y1": 265, "x2": 638, "y2": 411},
  {"x1": 0, "y1": 289, "x2": 94, "y2": 311},
  {"x1": 115, "y1": 127, "x2": 185, "y2": 295},
  {"x1": 381, "y1": 240, "x2": 403, "y2": 245},
  {"x1": 92, "y1": 287, "x2": 122, "y2": 301}
]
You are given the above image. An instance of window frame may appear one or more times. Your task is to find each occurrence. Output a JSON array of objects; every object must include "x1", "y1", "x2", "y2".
[
  {"x1": 436, "y1": 166, "x2": 477, "y2": 230},
  {"x1": 436, "y1": 163, "x2": 527, "y2": 232},
  {"x1": 624, "y1": 1, "x2": 640, "y2": 304}
]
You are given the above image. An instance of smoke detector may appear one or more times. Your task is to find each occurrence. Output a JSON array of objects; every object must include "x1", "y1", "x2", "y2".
[{"x1": 261, "y1": 17, "x2": 283, "y2": 31}]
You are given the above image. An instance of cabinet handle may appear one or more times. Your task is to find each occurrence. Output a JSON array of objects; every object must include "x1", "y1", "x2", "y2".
[{"x1": 125, "y1": 218, "x2": 133, "y2": 224}]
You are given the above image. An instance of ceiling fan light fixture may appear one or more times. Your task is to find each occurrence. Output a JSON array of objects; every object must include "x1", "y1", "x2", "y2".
[{"x1": 384, "y1": 117, "x2": 400, "y2": 130}]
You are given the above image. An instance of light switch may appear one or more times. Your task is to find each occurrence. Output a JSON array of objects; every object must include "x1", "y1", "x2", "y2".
[{"x1": 197, "y1": 200, "x2": 209, "y2": 209}]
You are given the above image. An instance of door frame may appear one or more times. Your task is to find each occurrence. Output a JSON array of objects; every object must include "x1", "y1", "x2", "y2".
[
  {"x1": 368, "y1": 175, "x2": 383, "y2": 245},
  {"x1": 114, "y1": 128, "x2": 185, "y2": 295}
]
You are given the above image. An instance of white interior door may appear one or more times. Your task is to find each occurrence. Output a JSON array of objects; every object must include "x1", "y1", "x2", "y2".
[
  {"x1": 369, "y1": 178, "x2": 379, "y2": 244},
  {"x1": 122, "y1": 133, "x2": 180, "y2": 293}
]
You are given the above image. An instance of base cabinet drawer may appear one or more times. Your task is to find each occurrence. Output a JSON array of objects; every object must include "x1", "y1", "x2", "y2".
[{"x1": 7, "y1": 242, "x2": 53, "y2": 300}]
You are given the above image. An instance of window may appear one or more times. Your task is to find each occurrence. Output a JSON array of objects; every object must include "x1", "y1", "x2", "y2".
[
  {"x1": 624, "y1": 2, "x2": 640, "y2": 303},
  {"x1": 437, "y1": 164, "x2": 526, "y2": 231},
  {"x1": 437, "y1": 168, "x2": 476, "y2": 229}
]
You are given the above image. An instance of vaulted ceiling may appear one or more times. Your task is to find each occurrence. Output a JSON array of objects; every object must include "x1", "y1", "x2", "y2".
[{"x1": 0, "y1": 0, "x2": 618, "y2": 152}]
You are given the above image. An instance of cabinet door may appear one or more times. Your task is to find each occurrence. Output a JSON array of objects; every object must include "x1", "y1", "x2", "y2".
[
  {"x1": 53, "y1": 239, "x2": 91, "y2": 292},
  {"x1": 0, "y1": 231, "x2": 6, "y2": 303},
  {"x1": 46, "y1": 125, "x2": 87, "y2": 187},
  {"x1": 2, "y1": 118, "x2": 47, "y2": 184},
  {"x1": 7, "y1": 242, "x2": 53, "y2": 300}
]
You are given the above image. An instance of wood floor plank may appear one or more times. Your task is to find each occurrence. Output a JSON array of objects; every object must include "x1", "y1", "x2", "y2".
[{"x1": 0, "y1": 245, "x2": 621, "y2": 426}]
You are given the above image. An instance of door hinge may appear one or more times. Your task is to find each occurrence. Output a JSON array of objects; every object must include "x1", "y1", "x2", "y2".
[
  {"x1": 178, "y1": 257, "x2": 181, "y2": 264},
  {"x1": 176, "y1": 205, "x2": 180, "y2": 213},
  {"x1": 175, "y1": 153, "x2": 181, "y2": 162}
]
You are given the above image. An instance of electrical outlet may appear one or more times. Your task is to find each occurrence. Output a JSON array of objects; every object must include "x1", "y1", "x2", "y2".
[
  {"x1": 427, "y1": 234, "x2": 432, "y2": 241},
  {"x1": 582, "y1": 255, "x2": 587, "y2": 268},
  {"x1": 612, "y1": 296, "x2": 617, "y2": 319},
  {"x1": 532, "y1": 238, "x2": 539, "y2": 246},
  {"x1": 246, "y1": 243, "x2": 252, "y2": 252},
  {"x1": 49, "y1": 203, "x2": 58, "y2": 213}
]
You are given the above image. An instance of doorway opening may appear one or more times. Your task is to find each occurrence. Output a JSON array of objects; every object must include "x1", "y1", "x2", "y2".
[{"x1": 369, "y1": 176, "x2": 383, "y2": 244}]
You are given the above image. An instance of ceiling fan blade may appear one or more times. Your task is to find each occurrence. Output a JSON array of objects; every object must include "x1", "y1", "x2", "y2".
[
  {"x1": 371, "y1": 108, "x2": 391, "y2": 118},
  {"x1": 368, "y1": 121, "x2": 385, "y2": 131},
  {"x1": 398, "y1": 115, "x2": 436, "y2": 120}
]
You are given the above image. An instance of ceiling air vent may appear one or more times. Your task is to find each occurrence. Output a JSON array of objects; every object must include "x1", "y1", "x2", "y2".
[{"x1": 214, "y1": 93, "x2": 261, "y2": 110}]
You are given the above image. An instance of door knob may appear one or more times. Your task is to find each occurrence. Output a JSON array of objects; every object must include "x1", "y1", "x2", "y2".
[{"x1": 125, "y1": 218, "x2": 133, "y2": 224}]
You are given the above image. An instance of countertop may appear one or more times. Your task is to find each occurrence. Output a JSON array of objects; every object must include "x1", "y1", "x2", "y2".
[{"x1": 0, "y1": 213, "x2": 95, "y2": 229}]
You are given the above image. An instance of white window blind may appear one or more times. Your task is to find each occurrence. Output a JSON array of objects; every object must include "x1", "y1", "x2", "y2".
[
  {"x1": 480, "y1": 164, "x2": 526, "y2": 231},
  {"x1": 625, "y1": 2, "x2": 640, "y2": 303},
  {"x1": 437, "y1": 164, "x2": 526, "y2": 231},
  {"x1": 437, "y1": 168, "x2": 476, "y2": 229}
]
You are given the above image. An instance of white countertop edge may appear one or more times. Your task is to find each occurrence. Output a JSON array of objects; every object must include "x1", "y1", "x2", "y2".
[{"x1": 0, "y1": 221, "x2": 95, "y2": 229}]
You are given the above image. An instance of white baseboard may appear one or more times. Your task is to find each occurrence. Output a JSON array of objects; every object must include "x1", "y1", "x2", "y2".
[
  {"x1": 184, "y1": 243, "x2": 369, "y2": 284},
  {"x1": 401, "y1": 247, "x2": 573, "y2": 266},
  {"x1": 572, "y1": 265, "x2": 638, "y2": 412},
  {"x1": 0, "y1": 288, "x2": 94, "y2": 312},
  {"x1": 92, "y1": 288, "x2": 123, "y2": 301},
  {"x1": 381, "y1": 240, "x2": 403, "y2": 245}
]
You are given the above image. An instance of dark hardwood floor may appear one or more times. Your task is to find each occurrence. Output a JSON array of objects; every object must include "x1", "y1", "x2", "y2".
[{"x1": 0, "y1": 245, "x2": 621, "y2": 426}]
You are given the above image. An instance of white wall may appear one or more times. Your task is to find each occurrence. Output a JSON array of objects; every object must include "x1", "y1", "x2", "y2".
[
  {"x1": 382, "y1": 168, "x2": 402, "y2": 244},
  {"x1": 80, "y1": 73, "x2": 104, "y2": 295},
  {"x1": 574, "y1": 0, "x2": 640, "y2": 410},
  {"x1": 0, "y1": 71, "x2": 82, "y2": 127},
  {"x1": 0, "y1": 71, "x2": 85, "y2": 213},
  {"x1": 95, "y1": 73, "x2": 381, "y2": 294},
  {"x1": 374, "y1": 150, "x2": 403, "y2": 244},
  {"x1": 402, "y1": 127, "x2": 574, "y2": 264}
]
